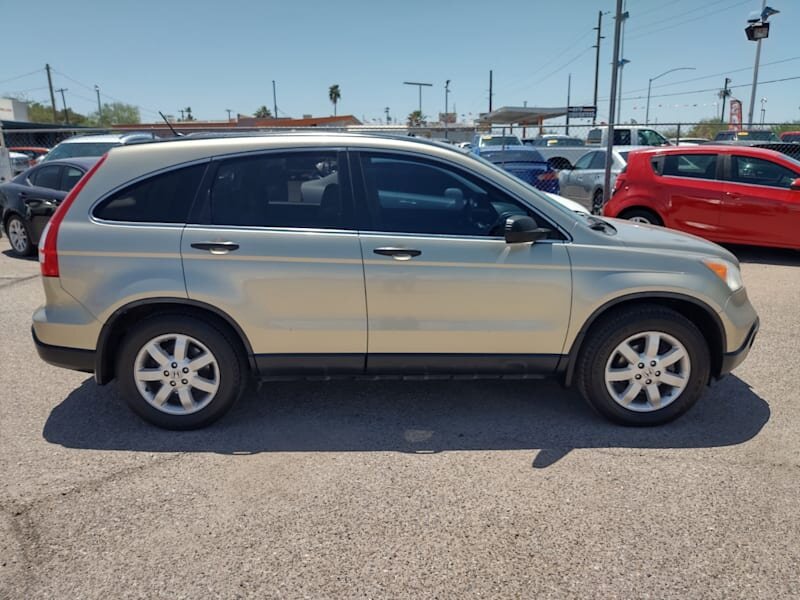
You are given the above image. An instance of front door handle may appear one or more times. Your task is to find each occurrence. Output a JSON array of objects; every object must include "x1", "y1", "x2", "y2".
[
  {"x1": 373, "y1": 247, "x2": 422, "y2": 260},
  {"x1": 191, "y1": 241, "x2": 240, "y2": 255}
]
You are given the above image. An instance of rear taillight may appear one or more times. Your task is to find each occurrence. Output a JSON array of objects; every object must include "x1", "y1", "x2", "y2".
[
  {"x1": 537, "y1": 171, "x2": 558, "y2": 181},
  {"x1": 40, "y1": 154, "x2": 107, "y2": 278}
]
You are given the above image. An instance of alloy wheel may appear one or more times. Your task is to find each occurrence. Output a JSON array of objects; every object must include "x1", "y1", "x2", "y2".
[
  {"x1": 7, "y1": 218, "x2": 29, "y2": 254},
  {"x1": 604, "y1": 331, "x2": 691, "y2": 412}
]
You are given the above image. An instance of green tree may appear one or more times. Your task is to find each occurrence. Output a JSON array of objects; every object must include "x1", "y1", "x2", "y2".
[
  {"x1": 183, "y1": 107, "x2": 195, "y2": 121},
  {"x1": 92, "y1": 102, "x2": 141, "y2": 126},
  {"x1": 328, "y1": 84, "x2": 341, "y2": 116},
  {"x1": 254, "y1": 105, "x2": 272, "y2": 119},
  {"x1": 407, "y1": 110, "x2": 426, "y2": 127},
  {"x1": 686, "y1": 117, "x2": 729, "y2": 140}
]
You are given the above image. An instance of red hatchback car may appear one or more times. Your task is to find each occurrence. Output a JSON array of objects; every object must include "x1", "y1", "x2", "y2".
[{"x1": 604, "y1": 146, "x2": 800, "y2": 250}]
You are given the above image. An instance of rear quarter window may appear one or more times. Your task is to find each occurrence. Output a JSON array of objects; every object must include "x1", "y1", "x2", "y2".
[{"x1": 93, "y1": 163, "x2": 207, "y2": 223}]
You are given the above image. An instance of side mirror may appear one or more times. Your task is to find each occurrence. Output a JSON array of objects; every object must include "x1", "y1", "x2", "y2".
[
  {"x1": 790, "y1": 177, "x2": 800, "y2": 191},
  {"x1": 504, "y1": 215, "x2": 551, "y2": 244}
]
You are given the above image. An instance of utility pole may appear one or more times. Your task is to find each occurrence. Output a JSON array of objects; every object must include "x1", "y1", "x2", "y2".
[
  {"x1": 720, "y1": 77, "x2": 731, "y2": 123},
  {"x1": 592, "y1": 11, "x2": 604, "y2": 125},
  {"x1": 565, "y1": 73, "x2": 571, "y2": 135},
  {"x1": 602, "y1": 0, "x2": 624, "y2": 208},
  {"x1": 489, "y1": 70, "x2": 494, "y2": 112},
  {"x1": 94, "y1": 85, "x2": 102, "y2": 121},
  {"x1": 179, "y1": 109, "x2": 185, "y2": 121},
  {"x1": 385, "y1": 106, "x2": 390, "y2": 124},
  {"x1": 616, "y1": 0, "x2": 628, "y2": 122},
  {"x1": 56, "y1": 88, "x2": 69, "y2": 125},
  {"x1": 45, "y1": 64, "x2": 57, "y2": 123},
  {"x1": 272, "y1": 80, "x2": 278, "y2": 118},
  {"x1": 444, "y1": 80, "x2": 451, "y2": 140},
  {"x1": 226, "y1": 108, "x2": 232, "y2": 121}
]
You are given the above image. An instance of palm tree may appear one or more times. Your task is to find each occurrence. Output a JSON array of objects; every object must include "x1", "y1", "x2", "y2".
[
  {"x1": 407, "y1": 110, "x2": 426, "y2": 127},
  {"x1": 254, "y1": 105, "x2": 272, "y2": 119},
  {"x1": 329, "y1": 84, "x2": 341, "y2": 116}
]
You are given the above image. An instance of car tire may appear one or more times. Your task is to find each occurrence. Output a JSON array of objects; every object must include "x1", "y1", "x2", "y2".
[
  {"x1": 621, "y1": 208, "x2": 662, "y2": 226},
  {"x1": 116, "y1": 314, "x2": 247, "y2": 429},
  {"x1": 591, "y1": 190, "x2": 604, "y2": 215},
  {"x1": 577, "y1": 305, "x2": 710, "y2": 426},
  {"x1": 5, "y1": 214, "x2": 35, "y2": 257}
]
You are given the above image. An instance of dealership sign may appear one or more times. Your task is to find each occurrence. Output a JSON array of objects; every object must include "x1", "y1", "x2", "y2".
[{"x1": 729, "y1": 99, "x2": 742, "y2": 131}]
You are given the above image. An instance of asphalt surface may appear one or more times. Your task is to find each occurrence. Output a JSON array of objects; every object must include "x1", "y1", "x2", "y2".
[{"x1": 1, "y1": 238, "x2": 798, "y2": 599}]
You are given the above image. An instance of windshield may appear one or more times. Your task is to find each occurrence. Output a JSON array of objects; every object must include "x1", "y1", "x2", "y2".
[
  {"x1": 782, "y1": 133, "x2": 800, "y2": 142},
  {"x1": 481, "y1": 136, "x2": 522, "y2": 147},
  {"x1": 467, "y1": 153, "x2": 584, "y2": 220},
  {"x1": 43, "y1": 141, "x2": 119, "y2": 161}
]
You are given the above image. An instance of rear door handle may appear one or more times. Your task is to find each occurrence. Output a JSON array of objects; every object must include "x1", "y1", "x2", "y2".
[
  {"x1": 191, "y1": 241, "x2": 240, "y2": 255},
  {"x1": 373, "y1": 247, "x2": 422, "y2": 260}
]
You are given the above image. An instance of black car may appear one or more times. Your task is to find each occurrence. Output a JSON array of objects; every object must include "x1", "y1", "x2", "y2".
[{"x1": 0, "y1": 157, "x2": 98, "y2": 257}]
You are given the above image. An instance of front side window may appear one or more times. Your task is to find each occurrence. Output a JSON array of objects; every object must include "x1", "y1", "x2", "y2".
[
  {"x1": 360, "y1": 153, "x2": 536, "y2": 237},
  {"x1": 94, "y1": 163, "x2": 206, "y2": 222},
  {"x1": 209, "y1": 151, "x2": 349, "y2": 229},
  {"x1": 662, "y1": 154, "x2": 717, "y2": 179},
  {"x1": 638, "y1": 129, "x2": 669, "y2": 146},
  {"x1": 613, "y1": 129, "x2": 632, "y2": 145},
  {"x1": 730, "y1": 156, "x2": 798, "y2": 188},
  {"x1": 589, "y1": 152, "x2": 607, "y2": 170},
  {"x1": 573, "y1": 152, "x2": 595, "y2": 170}
]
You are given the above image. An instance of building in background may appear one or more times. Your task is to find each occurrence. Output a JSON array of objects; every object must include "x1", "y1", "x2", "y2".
[{"x1": 0, "y1": 98, "x2": 29, "y2": 122}]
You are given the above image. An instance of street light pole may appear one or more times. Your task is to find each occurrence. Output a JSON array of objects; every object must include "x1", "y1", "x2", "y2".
[
  {"x1": 56, "y1": 88, "x2": 69, "y2": 125},
  {"x1": 746, "y1": 1, "x2": 779, "y2": 127},
  {"x1": 403, "y1": 81, "x2": 433, "y2": 116},
  {"x1": 444, "y1": 80, "x2": 451, "y2": 140},
  {"x1": 602, "y1": 0, "x2": 624, "y2": 209},
  {"x1": 645, "y1": 67, "x2": 695, "y2": 125},
  {"x1": 94, "y1": 85, "x2": 102, "y2": 121}
]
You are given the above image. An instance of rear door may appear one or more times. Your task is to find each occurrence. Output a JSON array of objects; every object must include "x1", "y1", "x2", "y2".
[
  {"x1": 353, "y1": 150, "x2": 572, "y2": 375},
  {"x1": 720, "y1": 154, "x2": 800, "y2": 247},
  {"x1": 656, "y1": 152, "x2": 723, "y2": 236},
  {"x1": 181, "y1": 149, "x2": 367, "y2": 375}
]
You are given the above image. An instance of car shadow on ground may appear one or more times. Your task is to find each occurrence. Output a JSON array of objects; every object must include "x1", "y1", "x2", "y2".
[
  {"x1": 724, "y1": 244, "x2": 800, "y2": 266},
  {"x1": 43, "y1": 375, "x2": 769, "y2": 468},
  {"x1": 1, "y1": 249, "x2": 37, "y2": 261}
]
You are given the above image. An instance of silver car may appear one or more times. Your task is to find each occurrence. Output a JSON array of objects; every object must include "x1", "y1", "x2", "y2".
[
  {"x1": 32, "y1": 133, "x2": 759, "y2": 429},
  {"x1": 558, "y1": 146, "x2": 640, "y2": 213}
]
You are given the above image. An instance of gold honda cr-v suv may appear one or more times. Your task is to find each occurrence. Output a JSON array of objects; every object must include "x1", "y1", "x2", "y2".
[{"x1": 32, "y1": 133, "x2": 759, "y2": 429}]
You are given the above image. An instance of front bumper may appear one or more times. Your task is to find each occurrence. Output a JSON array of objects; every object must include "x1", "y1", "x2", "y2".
[
  {"x1": 719, "y1": 317, "x2": 759, "y2": 377},
  {"x1": 32, "y1": 327, "x2": 95, "y2": 373}
]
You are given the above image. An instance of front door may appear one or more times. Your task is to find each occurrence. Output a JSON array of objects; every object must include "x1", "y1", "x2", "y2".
[
  {"x1": 182, "y1": 149, "x2": 367, "y2": 374},
  {"x1": 720, "y1": 154, "x2": 800, "y2": 248},
  {"x1": 354, "y1": 151, "x2": 572, "y2": 375}
]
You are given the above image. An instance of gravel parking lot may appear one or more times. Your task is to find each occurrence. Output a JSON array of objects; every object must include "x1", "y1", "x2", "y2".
[{"x1": 1, "y1": 237, "x2": 798, "y2": 599}]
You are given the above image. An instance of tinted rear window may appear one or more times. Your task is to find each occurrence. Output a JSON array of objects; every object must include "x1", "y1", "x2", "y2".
[
  {"x1": 94, "y1": 163, "x2": 206, "y2": 223},
  {"x1": 662, "y1": 154, "x2": 717, "y2": 179}
]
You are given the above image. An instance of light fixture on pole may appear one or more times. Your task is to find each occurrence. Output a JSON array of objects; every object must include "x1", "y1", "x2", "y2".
[
  {"x1": 645, "y1": 67, "x2": 695, "y2": 125},
  {"x1": 746, "y1": 3, "x2": 779, "y2": 127},
  {"x1": 403, "y1": 81, "x2": 432, "y2": 115}
]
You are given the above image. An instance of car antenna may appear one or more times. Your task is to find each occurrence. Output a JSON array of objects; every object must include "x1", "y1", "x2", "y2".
[{"x1": 159, "y1": 111, "x2": 183, "y2": 137}]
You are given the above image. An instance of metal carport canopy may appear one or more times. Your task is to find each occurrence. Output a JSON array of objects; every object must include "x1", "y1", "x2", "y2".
[{"x1": 479, "y1": 106, "x2": 568, "y2": 125}]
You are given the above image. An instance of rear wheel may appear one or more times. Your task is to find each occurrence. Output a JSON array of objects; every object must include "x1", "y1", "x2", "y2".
[
  {"x1": 6, "y1": 215, "x2": 34, "y2": 257},
  {"x1": 620, "y1": 208, "x2": 662, "y2": 225},
  {"x1": 577, "y1": 305, "x2": 710, "y2": 426},
  {"x1": 591, "y1": 190, "x2": 604, "y2": 215},
  {"x1": 116, "y1": 314, "x2": 246, "y2": 429}
]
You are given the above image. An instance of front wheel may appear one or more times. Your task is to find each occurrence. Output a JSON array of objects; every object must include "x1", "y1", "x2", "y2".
[
  {"x1": 591, "y1": 190, "x2": 604, "y2": 215},
  {"x1": 116, "y1": 315, "x2": 246, "y2": 429},
  {"x1": 577, "y1": 306, "x2": 710, "y2": 426},
  {"x1": 620, "y1": 208, "x2": 662, "y2": 226}
]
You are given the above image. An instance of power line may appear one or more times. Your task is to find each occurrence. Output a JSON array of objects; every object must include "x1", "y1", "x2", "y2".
[
  {"x1": 622, "y1": 75, "x2": 800, "y2": 101},
  {"x1": 597, "y1": 56, "x2": 800, "y2": 101},
  {"x1": 627, "y1": 0, "x2": 751, "y2": 40},
  {"x1": 0, "y1": 68, "x2": 44, "y2": 85},
  {"x1": 51, "y1": 67, "x2": 160, "y2": 117}
]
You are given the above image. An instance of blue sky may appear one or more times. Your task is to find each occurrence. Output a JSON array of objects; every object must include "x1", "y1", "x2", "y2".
[{"x1": 2, "y1": 0, "x2": 798, "y2": 125}]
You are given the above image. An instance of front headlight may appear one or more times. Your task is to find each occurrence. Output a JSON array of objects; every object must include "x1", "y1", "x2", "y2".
[{"x1": 702, "y1": 258, "x2": 743, "y2": 292}]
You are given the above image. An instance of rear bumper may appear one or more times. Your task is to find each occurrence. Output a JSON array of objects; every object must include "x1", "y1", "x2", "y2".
[
  {"x1": 719, "y1": 318, "x2": 759, "y2": 377},
  {"x1": 32, "y1": 327, "x2": 95, "y2": 373}
]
